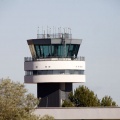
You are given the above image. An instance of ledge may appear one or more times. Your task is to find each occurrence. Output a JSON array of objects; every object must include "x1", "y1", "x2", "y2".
[{"x1": 33, "y1": 107, "x2": 120, "y2": 119}]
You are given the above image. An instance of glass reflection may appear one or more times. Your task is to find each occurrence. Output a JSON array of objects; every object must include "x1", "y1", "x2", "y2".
[
  {"x1": 34, "y1": 44, "x2": 80, "y2": 58},
  {"x1": 26, "y1": 70, "x2": 84, "y2": 75}
]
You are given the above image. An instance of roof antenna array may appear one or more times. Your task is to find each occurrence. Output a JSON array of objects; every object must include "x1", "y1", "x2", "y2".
[{"x1": 37, "y1": 26, "x2": 72, "y2": 39}]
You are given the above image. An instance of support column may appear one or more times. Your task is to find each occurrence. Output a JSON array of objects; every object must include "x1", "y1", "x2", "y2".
[{"x1": 37, "y1": 83, "x2": 72, "y2": 107}]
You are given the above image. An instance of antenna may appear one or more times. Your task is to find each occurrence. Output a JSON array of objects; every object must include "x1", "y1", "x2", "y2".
[
  {"x1": 53, "y1": 26, "x2": 54, "y2": 38},
  {"x1": 63, "y1": 28, "x2": 65, "y2": 33},
  {"x1": 42, "y1": 26, "x2": 43, "y2": 34},
  {"x1": 70, "y1": 28, "x2": 71, "y2": 38},
  {"x1": 60, "y1": 27, "x2": 61, "y2": 34},
  {"x1": 70, "y1": 28, "x2": 71, "y2": 34},
  {"x1": 44, "y1": 30, "x2": 45, "y2": 38},
  {"x1": 47, "y1": 26, "x2": 48, "y2": 35},
  {"x1": 49, "y1": 27, "x2": 51, "y2": 34},
  {"x1": 68, "y1": 28, "x2": 69, "y2": 34},
  {"x1": 37, "y1": 26, "x2": 39, "y2": 39},
  {"x1": 55, "y1": 27, "x2": 56, "y2": 38}
]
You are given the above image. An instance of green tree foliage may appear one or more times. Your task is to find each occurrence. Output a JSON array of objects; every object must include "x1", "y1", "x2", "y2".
[
  {"x1": 68, "y1": 86, "x2": 100, "y2": 107},
  {"x1": 0, "y1": 78, "x2": 54, "y2": 120},
  {"x1": 40, "y1": 115, "x2": 54, "y2": 120},
  {"x1": 62, "y1": 85, "x2": 117, "y2": 107},
  {"x1": 62, "y1": 100, "x2": 74, "y2": 107},
  {"x1": 101, "y1": 96, "x2": 117, "y2": 106}
]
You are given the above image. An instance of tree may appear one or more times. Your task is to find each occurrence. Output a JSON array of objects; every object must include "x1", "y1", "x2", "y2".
[
  {"x1": 40, "y1": 115, "x2": 54, "y2": 120},
  {"x1": 0, "y1": 78, "x2": 54, "y2": 120},
  {"x1": 101, "y1": 96, "x2": 117, "y2": 106},
  {"x1": 62, "y1": 100, "x2": 74, "y2": 107},
  {"x1": 62, "y1": 85, "x2": 117, "y2": 107},
  {"x1": 68, "y1": 86, "x2": 100, "y2": 107}
]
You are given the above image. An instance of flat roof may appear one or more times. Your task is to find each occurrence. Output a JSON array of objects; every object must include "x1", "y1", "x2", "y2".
[{"x1": 27, "y1": 38, "x2": 82, "y2": 45}]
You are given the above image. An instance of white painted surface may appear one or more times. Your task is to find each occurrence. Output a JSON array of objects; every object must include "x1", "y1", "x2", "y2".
[
  {"x1": 33, "y1": 107, "x2": 120, "y2": 119},
  {"x1": 24, "y1": 75, "x2": 85, "y2": 83},
  {"x1": 24, "y1": 61, "x2": 85, "y2": 70}
]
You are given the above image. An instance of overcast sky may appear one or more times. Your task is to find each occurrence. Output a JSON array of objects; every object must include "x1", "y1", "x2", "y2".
[{"x1": 0, "y1": 0, "x2": 120, "y2": 105}]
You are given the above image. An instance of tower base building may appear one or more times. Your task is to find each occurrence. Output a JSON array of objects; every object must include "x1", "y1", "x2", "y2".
[{"x1": 24, "y1": 32, "x2": 85, "y2": 107}]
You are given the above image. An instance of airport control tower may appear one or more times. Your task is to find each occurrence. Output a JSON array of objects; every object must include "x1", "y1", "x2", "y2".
[{"x1": 24, "y1": 29, "x2": 85, "y2": 107}]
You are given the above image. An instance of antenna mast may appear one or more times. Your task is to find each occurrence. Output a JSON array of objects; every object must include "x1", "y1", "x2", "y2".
[{"x1": 37, "y1": 26, "x2": 39, "y2": 39}]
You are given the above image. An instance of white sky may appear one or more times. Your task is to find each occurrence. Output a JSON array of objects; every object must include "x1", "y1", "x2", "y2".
[{"x1": 0, "y1": 0, "x2": 120, "y2": 105}]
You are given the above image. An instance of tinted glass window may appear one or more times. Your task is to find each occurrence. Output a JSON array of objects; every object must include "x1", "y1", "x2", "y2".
[
  {"x1": 35, "y1": 45, "x2": 40, "y2": 58},
  {"x1": 34, "y1": 44, "x2": 80, "y2": 58},
  {"x1": 32, "y1": 70, "x2": 84, "y2": 75}
]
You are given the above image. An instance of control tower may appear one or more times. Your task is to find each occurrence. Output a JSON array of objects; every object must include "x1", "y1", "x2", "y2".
[{"x1": 24, "y1": 30, "x2": 85, "y2": 107}]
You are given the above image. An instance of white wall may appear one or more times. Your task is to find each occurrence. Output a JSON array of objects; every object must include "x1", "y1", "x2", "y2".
[
  {"x1": 33, "y1": 107, "x2": 120, "y2": 119},
  {"x1": 24, "y1": 61, "x2": 85, "y2": 70},
  {"x1": 24, "y1": 75, "x2": 85, "y2": 83}
]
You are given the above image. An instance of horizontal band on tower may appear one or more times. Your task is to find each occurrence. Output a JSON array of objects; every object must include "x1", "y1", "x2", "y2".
[{"x1": 25, "y1": 70, "x2": 84, "y2": 76}]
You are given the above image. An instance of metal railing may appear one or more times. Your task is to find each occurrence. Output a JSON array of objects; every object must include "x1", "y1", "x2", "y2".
[
  {"x1": 24, "y1": 56, "x2": 85, "y2": 62},
  {"x1": 37, "y1": 33, "x2": 72, "y2": 39}
]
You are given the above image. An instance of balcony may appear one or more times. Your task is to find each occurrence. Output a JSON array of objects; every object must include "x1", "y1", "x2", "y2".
[{"x1": 24, "y1": 56, "x2": 85, "y2": 62}]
